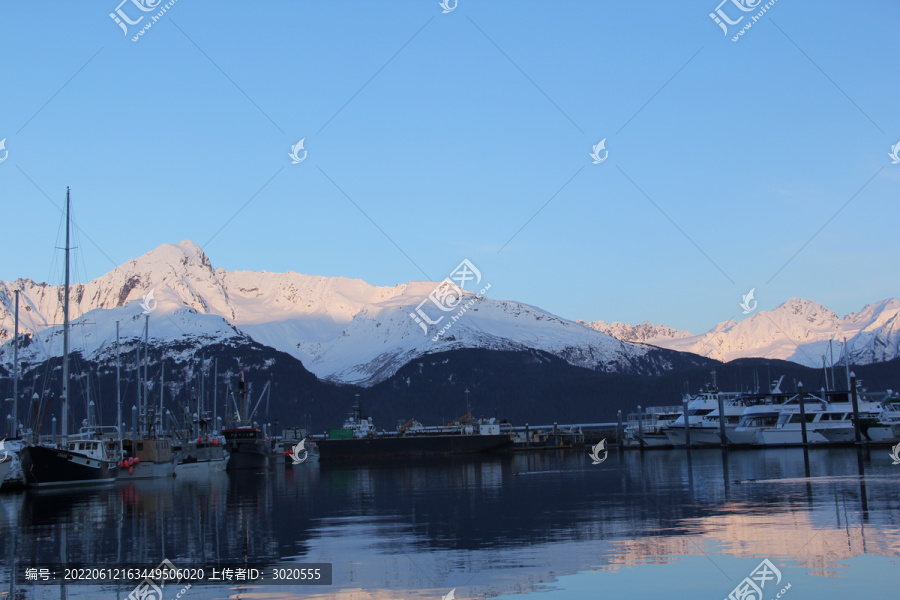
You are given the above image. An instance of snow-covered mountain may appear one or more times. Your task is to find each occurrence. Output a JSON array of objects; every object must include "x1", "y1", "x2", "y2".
[
  {"x1": 582, "y1": 298, "x2": 900, "y2": 368},
  {"x1": 578, "y1": 320, "x2": 692, "y2": 345},
  {"x1": 0, "y1": 241, "x2": 672, "y2": 387}
]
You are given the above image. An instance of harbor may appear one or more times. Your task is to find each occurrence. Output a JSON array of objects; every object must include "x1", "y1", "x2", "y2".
[{"x1": 0, "y1": 444, "x2": 896, "y2": 599}]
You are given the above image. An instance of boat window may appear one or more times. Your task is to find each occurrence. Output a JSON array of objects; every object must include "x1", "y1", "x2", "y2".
[{"x1": 137, "y1": 443, "x2": 143, "y2": 451}]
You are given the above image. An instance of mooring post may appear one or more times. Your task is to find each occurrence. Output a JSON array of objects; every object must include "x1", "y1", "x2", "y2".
[
  {"x1": 850, "y1": 373, "x2": 862, "y2": 444},
  {"x1": 682, "y1": 398, "x2": 691, "y2": 448},
  {"x1": 717, "y1": 392, "x2": 727, "y2": 447},
  {"x1": 798, "y1": 382, "x2": 808, "y2": 446},
  {"x1": 616, "y1": 410, "x2": 623, "y2": 446}
]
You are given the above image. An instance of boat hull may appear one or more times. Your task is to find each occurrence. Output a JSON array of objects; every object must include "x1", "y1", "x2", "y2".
[
  {"x1": 117, "y1": 460, "x2": 175, "y2": 479},
  {"x1": 175, "y1": 457, "x2": 228, "y2": 475},
  {"x1": 755, "y1": 428, "x2": 831, "y2": 446},
  {"x1": 20, "y1": 445, "x2": 119, "y2": 487},
  {"x1": 316, "y1": 433, "x2": 512, "y2": 460},
  {"x1": 225, "y1": 442, "x2": 271, "y2": 471},
  {"x1": 625, "y1": 434, "x2": 672, "y2": 448},
  {"x1": 685, "y1": 427, "x2": 730, "y2": 446},
  {"x1": 866, "y1": 425, "x2": 900, "y2": 443},
  {"x1": 726, "y1": 429, "x2": 763, "y2": 445}
]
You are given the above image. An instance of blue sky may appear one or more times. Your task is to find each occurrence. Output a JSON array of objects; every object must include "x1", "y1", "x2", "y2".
[{"x1": 0, "y1": 0, "x2": 897, "y2": 334}]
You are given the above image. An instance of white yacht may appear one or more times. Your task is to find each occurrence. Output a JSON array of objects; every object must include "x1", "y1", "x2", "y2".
[
  {"x1": 727, "y1": 403, "x2": 784, "y2": 445},
  {"x1": 624, "y1": 406, "x2": 683, "y2": 447},
  {"x1": 663, "y1": 381, "x2": 742, "y2": 446},
  {"x1": 861, "y1": 391, "x2": 900, "y2": 443},
  {"x1": 682, "y1": 396, "x2": 750, "y2": 446},
  {"x1": 755, "y1": 391, "x2": 882, "y2": 445},
  {"x1": 726, "y1": 377, "x2": 792, "y2": 445}
]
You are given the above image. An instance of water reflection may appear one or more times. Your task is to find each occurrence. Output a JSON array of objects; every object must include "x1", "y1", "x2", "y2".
[{"x1": 0, "y1": 447, "x2": 896, "y2": 598}]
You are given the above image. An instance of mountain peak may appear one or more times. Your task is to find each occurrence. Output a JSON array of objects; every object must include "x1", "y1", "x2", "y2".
[{"x1": 133, "y1": 240, "x2": 213, "y2": 272}]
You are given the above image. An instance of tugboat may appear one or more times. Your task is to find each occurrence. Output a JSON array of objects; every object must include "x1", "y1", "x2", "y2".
[
  {"x1": 19, "y1": 189, "x2": 121, "y2": 487},
  {"x1": 316, "y1": 395, "x2": 512, "y2": 461},
  {"x1": 222, "y1": 374, "x2": 273, "y2": 470}
]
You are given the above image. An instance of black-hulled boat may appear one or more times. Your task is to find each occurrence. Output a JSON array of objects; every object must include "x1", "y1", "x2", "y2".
[
  {"x1": 20, "y1": 188, "x2": 121, "y2": 487},
  {"x1": 20, "y1": 433, "x2": 120, "y2": 487},
  {"x1": 223, "y1": 374, "x2": 274, "y2": 470}
]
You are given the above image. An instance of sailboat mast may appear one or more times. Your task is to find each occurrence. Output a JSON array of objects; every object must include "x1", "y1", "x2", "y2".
[
  {"x1": 12, "y1": 290, "x2": 19, "y2": 438},
  {"x1": 143, "y1": 314, "x2": 149, "y2": 435},
  {"x1": 116, "y1": 320, "x2": 122, "y2": 456},
  {"x1": 61, "y1": 187, "x2": 71, "y2": 444},
  {"x1": 159, "y1": 360, "x2": 164, "y2": 435},
  {"x1": 213, "y1": 358, "x2": 217, "y2": 433}
]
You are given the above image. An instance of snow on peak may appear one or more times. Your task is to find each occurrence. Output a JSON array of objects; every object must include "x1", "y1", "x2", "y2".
[
  {"x1": 604, "y1": 298, "x2": 900, "y2": 367},
  {"x1": 579, "y1": 320, "x2": 692, "y2": 344},
  {"x1": 0, "y1": 241, "x2": 657, "y2": 386}
]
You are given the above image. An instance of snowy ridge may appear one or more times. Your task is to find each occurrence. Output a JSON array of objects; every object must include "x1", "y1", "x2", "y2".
[
  {"x1": 583, "y1": 298, "x2": 900, "y2": 368},
  {"x1": 0, "y1": 241, "x2": 654, "y2": 386},
  {"x1": 578, "y1": 320, "x2": 692, "y2": 344}
]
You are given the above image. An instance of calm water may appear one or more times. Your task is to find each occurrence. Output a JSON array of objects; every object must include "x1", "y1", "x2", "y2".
[{"x1": 0, "y1": 447, "x2": 898, "y2": 599}]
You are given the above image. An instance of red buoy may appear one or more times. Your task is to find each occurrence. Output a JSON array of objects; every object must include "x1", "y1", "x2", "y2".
[
  {"x1": 127, "y1": 457, "x2": 134, "y2": 467},
  {"x1": 128, "y1": 466, "x2": 134, "y2": 475},
  {"x1": 133, "y1": 457, "x2": 140, "y2": 465}
]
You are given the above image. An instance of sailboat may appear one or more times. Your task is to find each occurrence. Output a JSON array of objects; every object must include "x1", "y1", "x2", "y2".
[{"x1": 18, "y1": 188, "x2": 122, "y2": 487}]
